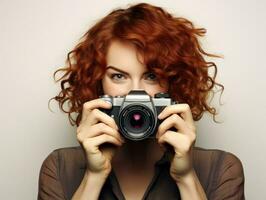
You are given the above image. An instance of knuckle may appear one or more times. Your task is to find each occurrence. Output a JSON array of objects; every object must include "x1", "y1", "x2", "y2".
[
  {"x1": 184, "y1": 144, "x2": 190, "y2": 152},
  {"x1": 111, "y1": 118, "x2": 117, "y2": 126},
  {"x1": 76, "y1": 134, "x2": 82, "y2": 142},
  {"x1": 164, "y1": 131, "x2": 171, "y2": 138},
  {"x1": 83, "y1": 102, "x2": 91, "y2": 110},
  {"x1": 183, "y1": 104, "x2": 190, "y2": 111},
  {"x1": 190, "y1": 134, "x2": 196, "y2": 143},
  {"x1": 172, "y1": 114, "x2": 180, "y2": 121},
  {"x1": 77, "y1": 126, "x2": 83, "y2": 134},
  {"x1": 82, "y1": 139, "x2": 93, "y2": 150},
  {"x1": 91, "y1": 108, "x2": 100, "y2": 116},
  {"x1": 182, "y1": 139, "x2": 191, "y2": 151},
  {"x1": 97, "y1": 122, "x2": 106, "y2": 130},
  {"x1": 103, "y1": 134, "x2": 110, "y2": 141},
  {"x1": 158, "y1": 124, "x2": 163, "y2": 134}
]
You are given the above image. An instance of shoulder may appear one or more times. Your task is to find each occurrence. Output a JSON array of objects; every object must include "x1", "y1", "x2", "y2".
[
  {"x1": 193, "y1": 146, "x2": 243, "y2": 164},
  {"x1": 39, "y1": 146, "x2": 86, "y2": 199},
  {"x1": 41, "y1": 146, "x2": 86, "y2": 170},
  {"x1": 193, "y1": 147, "x2": 244, "y2": 174},
  {"x1": 193, "y1": 147, "x2": 245, "y2": 198}
]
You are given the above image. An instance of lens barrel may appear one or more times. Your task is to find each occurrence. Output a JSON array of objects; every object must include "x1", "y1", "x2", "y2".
[{"x1": 118, "y1": 104, "x2": 156, "y2": 140}]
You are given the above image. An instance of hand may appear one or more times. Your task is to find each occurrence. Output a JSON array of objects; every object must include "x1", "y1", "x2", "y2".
[
  {"x1": 77, "y1": 99, "x2": 124, "y2": 177},
  {"x1": 156, "y1": 103, "x2": 196, "y2": 181}
]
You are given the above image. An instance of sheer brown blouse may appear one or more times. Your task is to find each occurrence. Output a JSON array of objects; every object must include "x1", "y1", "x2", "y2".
[{"x1": 38, "y1": 146, "x2": 245, "y2": 200}]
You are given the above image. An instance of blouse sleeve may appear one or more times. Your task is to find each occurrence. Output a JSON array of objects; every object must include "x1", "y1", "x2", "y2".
[
  {"x1": 38, "y1": 151, "x2": 66, "y2": 200},
  {"x1": 209, "y1": 152, "x2": 245, "y2": 200}
]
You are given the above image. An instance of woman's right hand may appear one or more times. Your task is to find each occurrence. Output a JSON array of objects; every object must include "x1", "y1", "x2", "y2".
[{"x1": 77, "y1": 99, "x2": 124, "y2": 178}]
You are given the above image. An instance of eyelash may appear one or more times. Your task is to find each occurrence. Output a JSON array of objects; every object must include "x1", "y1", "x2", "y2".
[
  {"x1": 111, "y1": 73, "x2": 126, "y2": 80},
  {"x1": 144, "y1": 72, "x2": 157, "y2": 81},
  {"x1": 110, "y1": 72, "x2": 158, "y2": 82}
]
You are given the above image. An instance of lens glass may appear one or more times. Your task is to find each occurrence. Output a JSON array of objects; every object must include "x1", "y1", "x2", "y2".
[
  {"x1": 119, "y1": 104, "x2": 156, "y2": 140},
  {"x1": 129, "y1": 112, "x2": 144, "y2": 129}
]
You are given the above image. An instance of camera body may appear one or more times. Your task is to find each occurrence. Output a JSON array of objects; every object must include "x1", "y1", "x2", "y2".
[{"x1": 100, "y1": 90, "x2": 175, "y2": 141}]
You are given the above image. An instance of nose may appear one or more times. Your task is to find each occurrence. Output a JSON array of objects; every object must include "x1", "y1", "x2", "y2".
[{"x1": 131, "y1": 80, "x2": 144, "y2": 91}]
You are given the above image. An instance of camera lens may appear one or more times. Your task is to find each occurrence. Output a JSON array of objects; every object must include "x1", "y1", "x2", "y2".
[
  {"x1": 130, "y1": 113, "x2": 144, "y2": 129},
  {"x1": 126, "y1": 110, "x2": 148, "y2": 133},
  {"x1": 119, "y1": 104, "x2": 156, "y2": 140}
]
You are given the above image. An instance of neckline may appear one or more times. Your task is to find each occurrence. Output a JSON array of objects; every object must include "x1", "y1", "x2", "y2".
[{"x1": 107, "y1": 152, "x2": 169, "y2": 200}]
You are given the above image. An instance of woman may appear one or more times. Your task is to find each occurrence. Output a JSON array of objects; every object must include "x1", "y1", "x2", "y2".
[{"x1": 38, "y1": 3, "x2": 245, "y2": 200}]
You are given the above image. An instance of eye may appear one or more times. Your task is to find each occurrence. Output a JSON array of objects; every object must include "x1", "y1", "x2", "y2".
[
  {"x1": 144, "y1": 72, "x2": 157, "y2": 81},
  {"x1": 111, "y1": 73, "x2": 126, "y2": 80}
]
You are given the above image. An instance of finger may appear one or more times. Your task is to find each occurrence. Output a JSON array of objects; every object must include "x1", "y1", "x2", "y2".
[
  {"x1": 157, "y1": 114, "x2": 192, "y2": 138},
  {"x1": 158, "y1": 131, "x2": 195, "y2": 154},
  {"x1": 158, "y1": 104, "x2": 194, "y2": 125},
  {"x1": 81, "y1": 99, "x2": 112, "y2": 122},
  {"x1": 83, "y1": 134, "x2": 123, "y2": 154},
  {"x1": 78, "y1": 123, "x2": 123, "y2": 143},
  {"x1": 80, "y1": 108, "x2": 118, "y2": 130}
]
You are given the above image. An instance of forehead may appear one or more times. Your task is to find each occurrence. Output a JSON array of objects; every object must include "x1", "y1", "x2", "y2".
[{"x1": 106, "y1": 40, "x2": 146, "y2": 71}]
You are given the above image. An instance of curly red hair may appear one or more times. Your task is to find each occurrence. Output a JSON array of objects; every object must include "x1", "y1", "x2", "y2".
[{"x1": 52, "y1": 3, "x2": 224, "y2": 126}]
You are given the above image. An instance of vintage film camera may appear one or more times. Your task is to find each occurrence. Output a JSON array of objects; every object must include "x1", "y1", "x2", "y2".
[{"x1": 100, "y1": 90, "x2": 175, "y2": 141}]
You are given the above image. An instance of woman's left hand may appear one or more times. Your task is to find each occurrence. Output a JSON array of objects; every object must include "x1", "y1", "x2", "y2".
[{"x1": 157, "y1": 103, "x2": 196, "y2": 181}]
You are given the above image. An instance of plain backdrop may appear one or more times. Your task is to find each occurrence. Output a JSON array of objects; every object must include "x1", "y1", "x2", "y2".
[{"x1": 0, "y1": 0, "x2": 265, "y2": 199}]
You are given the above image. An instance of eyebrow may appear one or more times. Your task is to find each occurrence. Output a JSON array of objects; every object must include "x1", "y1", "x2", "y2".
[{"x1": 106, "y1": 66, "x2": 129, "y2": 76}]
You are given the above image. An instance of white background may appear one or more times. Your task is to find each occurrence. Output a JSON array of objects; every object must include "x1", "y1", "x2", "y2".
[{"x1": 0, "y1": 0, "x2": 265, "y2": 199}]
